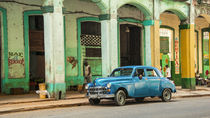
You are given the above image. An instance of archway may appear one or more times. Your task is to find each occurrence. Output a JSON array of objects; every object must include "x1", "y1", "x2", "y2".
[
  {"x1": 159, "y1": 10, "x2": 184, "y2": 85},
  {"x1": 0, "y1": 12, "x2": 2, "y2": 93},
  {"x1": 117, "y1": 4, "x2": 147, "y2": 66},
  {"x1": 195, "y1": 15, "x2": 210, "y2": 81}
]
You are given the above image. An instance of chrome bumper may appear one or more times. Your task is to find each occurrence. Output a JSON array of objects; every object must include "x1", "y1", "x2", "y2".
[
  {"x1": 87, "y1": 94, "x2": 115, "y2": 99},
  {"x1": 86, "y1": 86, "x2": 115, "y2": 99}
]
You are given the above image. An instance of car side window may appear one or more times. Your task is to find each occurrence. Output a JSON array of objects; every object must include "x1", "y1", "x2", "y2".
[
  {"x1": 146, "y1": 69, "x2": 158, "y2": 77},
  {"x1": 134, "y1": 69, "x2": 145, "y2": 77}
]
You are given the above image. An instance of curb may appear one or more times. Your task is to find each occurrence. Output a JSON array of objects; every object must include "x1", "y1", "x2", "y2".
[
  {"x1": 0, "y1": 94, "x2": 210, "y2": 115},
  {"x1": 173, "y1": 94, "x2": 210, "y2": 98},
  {"x1": 0, "y1": 101, "x2": 90, "y2": 115},
  {"x1": 0, "y1": 96, "x2": 85, "y2": 106}
]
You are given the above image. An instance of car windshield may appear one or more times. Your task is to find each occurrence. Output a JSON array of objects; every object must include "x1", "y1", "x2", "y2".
[{"x1": 110, "y1": 68, "x2": 133, "y2": 77}]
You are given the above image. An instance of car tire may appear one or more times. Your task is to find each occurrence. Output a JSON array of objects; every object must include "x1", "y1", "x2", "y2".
[
  {"x1": 135, "y1": 97, "x2": 145, "y2": 102},
  {"x1": 89, "y1": 98, "x2": 100, "y2": 105},
  {"x1": 161, "y1": 88, "x2": 172, "y2": 102},
  {"x1": 114, "y1": 90, "x2": 126, "y2": 106}
]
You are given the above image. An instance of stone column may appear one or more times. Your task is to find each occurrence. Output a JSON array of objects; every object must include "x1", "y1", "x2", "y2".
[
  {"x1": 143, "y1": 20, "x2": 152, "y2": 66},
  {"x1": 142, "y1": 20, "x2": 160, "y2": 69},
  {"x1": 109, "y1": 13, "x2": 118, "y2": 71},
  {"x1": 208, "y1": 30, "x2": 210, "y2": 78},
  {"x1": 100, "y1": 13, "x2": 118, "y2": 76},
  {"x1": 179, "y1": 23, "x2": 195, "y2": 90},
  {"x1": 42, "y1": 0, "x2": 66, "y2": 99},
  {"x1": 152, "y1": 20, "x2": 161, "y2": 70},
  {"x1": 101, "y1": 19, "x2": 111, "y2": 76},
  {"x1": 179, "y1": 0, "x2": 196, "y2": 90}
]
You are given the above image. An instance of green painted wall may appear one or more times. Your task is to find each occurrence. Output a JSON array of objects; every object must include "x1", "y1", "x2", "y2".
[
  {"x1": 0, "y1": 1, "x2": 43, "y2": 93},
  {"x1": 0, "y1": 0, "x2": 202, "y2": 93}
]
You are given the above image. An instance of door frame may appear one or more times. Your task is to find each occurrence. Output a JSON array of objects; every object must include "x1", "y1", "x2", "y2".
[
  {"x1": 118, "y1": 18, "x2": 143, "y2": 66},
  {"x1": 0, "y1": 7, "x2": 8, "y2": 94}
]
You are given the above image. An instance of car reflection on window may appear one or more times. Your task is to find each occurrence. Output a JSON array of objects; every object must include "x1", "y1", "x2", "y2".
[{"x1": 110, "y1": 68, "x2": 133, "y2": 77}]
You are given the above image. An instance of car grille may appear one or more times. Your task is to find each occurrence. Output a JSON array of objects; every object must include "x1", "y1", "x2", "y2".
[{"x1": 88, "y1": 86, "x2": 108, "y2": 95}]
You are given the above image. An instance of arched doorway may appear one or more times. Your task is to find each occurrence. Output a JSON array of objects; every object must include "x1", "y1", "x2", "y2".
[
  {"x1": 159, "y1": 10, "x2": 185, "y2": 85},
  {"x1": 159, "y1": 26, "x2": 175, "y2": 77},
  {"x1": 117, "y1": 4, "x2": 145, "y2": 66},
  {"x1": 195, "y1": 15, "x2": 210, "y2": 79},
  {"x1": 0, "y1": 12, "x2": 2, "y2": 93},
  {"x1": 120, "y1": 24, "x2": 142, "y2": 66}
]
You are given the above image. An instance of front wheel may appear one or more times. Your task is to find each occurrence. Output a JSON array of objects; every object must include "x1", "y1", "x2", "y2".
[
  {"x1": 89, "y1": 98, "x2": 100, "y2": 105},
  {"x1": 161, "y1": 88, "x2": 172, "y2": 102},
  {"x1": 114, "y1": 90, "x2": 126, "y2": 106}
]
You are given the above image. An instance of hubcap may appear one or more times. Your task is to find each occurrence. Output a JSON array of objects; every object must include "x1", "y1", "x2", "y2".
[
  {"x1": 163, "y1": 90, "x2": 170, "y2": 100},
  {"x1": 119, "y1": 92, "x2": 124, "y2": 103}
]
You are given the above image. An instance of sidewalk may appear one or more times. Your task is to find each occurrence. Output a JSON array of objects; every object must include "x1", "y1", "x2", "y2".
[{"x1": 0, "y1": 86, "x2": 209, "y2": 114}]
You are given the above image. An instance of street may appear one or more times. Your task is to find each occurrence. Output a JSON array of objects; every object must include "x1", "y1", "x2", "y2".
[{"x1": 0, "y1": 97, "x2": 210, "y2": 118}]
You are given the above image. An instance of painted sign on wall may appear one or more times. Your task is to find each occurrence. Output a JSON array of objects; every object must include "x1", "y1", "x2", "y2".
[
  {"x1": 175, "y1": 38, "x2": 180, "y2": 74},
  {"x1": 8, "y1": 52, "x2": 25, "y2": 78}
]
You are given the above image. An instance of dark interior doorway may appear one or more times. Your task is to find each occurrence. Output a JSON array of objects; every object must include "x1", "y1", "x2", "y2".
[
  {"x1": 120, "y1": 24, "x2": 142, "y2": 66},
  {"x1": 29, "y1": 15, "x2": 45, "y2": 90},
  {"x1": 0, "y1": 15, "x2": 1, "y2": 93}
]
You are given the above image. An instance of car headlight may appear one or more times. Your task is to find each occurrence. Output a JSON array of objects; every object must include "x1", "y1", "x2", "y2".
[
  {"x1": 107, "y1": 83, "x2": 111, "y2": 88},
  {"x1": 85, "y1": 84, "x2": 89, "y2": 89}
]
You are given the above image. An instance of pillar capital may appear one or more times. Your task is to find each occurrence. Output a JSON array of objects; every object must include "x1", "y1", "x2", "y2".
[
  {"x1": 179, "y1": 24, "x2": 195, "y2": 30},
  {"x1": 143, "y1": 20, "x2": 154, "y2": 26},
  {"x1": 41, "y1": 6, "x2": 54, "y2": 13},
  {"x1": 99, "y1": 14, "x2": 110, "y2": 21},
  {"x1": 42, "y1": 0, "x2": 64, "y2": 7},
  {"x1": 143, "y1": 20, "x2": 161, "y2": 26}
]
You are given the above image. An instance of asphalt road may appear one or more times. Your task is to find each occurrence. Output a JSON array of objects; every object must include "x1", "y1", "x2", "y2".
[{"x1": 0, "y1": 97, "x2": 210, "y2": 118}]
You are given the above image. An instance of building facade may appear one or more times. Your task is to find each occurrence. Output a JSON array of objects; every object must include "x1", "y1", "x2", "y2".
[{"x1": 0, "y1": 0, "x2": 209, "y2": 99}]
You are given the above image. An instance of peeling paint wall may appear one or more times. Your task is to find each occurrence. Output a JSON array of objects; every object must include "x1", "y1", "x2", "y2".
[{"x1": 0, "y1": 0, "x2": 43, "y2": 93}]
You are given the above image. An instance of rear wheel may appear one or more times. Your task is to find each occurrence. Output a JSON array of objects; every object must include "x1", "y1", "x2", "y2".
[
  {"x1": 161, "y1": 88, "x2": 172, "y2": 102},
  {"x1": 135, "y1": 97, "x2": 145, "y2": 102},
  {"x1": 114, "y1": 90, "x2": 126, "y2": 106},
  {"x1": 89, "y1": 98, "x2": 100, "y2": 105}
]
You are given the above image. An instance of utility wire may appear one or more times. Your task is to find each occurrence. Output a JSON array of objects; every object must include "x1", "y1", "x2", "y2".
[
  {"x1": 0, "y1": 0, "x2": 99, "y2": 16},
  {"x1": 65, "y1": 11, "x2": 99, "y2": 16}
]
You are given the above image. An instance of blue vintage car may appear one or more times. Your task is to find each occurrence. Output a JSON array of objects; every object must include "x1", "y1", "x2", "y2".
[{"x1": 86, "y1": 66, "x2": 176, "y2": 106}]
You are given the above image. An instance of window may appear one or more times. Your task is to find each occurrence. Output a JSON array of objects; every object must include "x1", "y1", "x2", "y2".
[
  {"x1": 111, "y1": 68, "x2": 133, "y2": 77},
  {"x1": 146, "y1": 69, "x2": 158, "y2": 77},
  {"x1": 134, "y1": 69, "x2": 145, "y2": 77}
]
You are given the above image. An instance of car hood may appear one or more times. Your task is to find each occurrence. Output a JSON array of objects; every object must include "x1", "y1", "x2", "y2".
[{"x1": 93, "y1": 76, "x2": 132, "y2": 86}]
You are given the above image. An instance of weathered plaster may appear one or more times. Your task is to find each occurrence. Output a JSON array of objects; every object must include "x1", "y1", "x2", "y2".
[
  {"x1": 115, "y1": 0, "x2": 153, "y2": 19},
  {"x1": 160, "y1": 0, "x2": 189, "y2": 20}
]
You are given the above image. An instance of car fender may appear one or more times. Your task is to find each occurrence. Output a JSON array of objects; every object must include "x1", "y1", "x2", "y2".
[
  {"x1": 109, "y1": 81, "x2": 135, "y2": 97},
  {"x1": 160, "y1": 78, "x2": 176, "y2": 93}
]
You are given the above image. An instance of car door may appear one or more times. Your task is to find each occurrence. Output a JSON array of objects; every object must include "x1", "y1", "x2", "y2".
[
  {"x1": 133, "y1": 68, "x2": 149, "y2": 97},
  {"x1": 145, "y1": 68, "x2": 161, "y2": 96}
]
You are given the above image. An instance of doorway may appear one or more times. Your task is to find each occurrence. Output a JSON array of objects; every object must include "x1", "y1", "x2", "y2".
[
  {"x1": 0, "y1": 14, "x2": 1, "y2": 93},
  {"x1": 29, "y1": 15, "x2": 45, "y2": 90},
  {"x1": 80, "y1": 21, "x2": 102, "y2": 81},
  {"x1": 120, "y1": 24, "x2": 142, "y2": 66}
]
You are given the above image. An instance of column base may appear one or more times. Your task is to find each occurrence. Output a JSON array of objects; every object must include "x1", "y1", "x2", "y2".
[
  {"x1": 181, "y1": 78, "x2": 196, "y2": 90},
  {"x1": 47, "y1": 83, "x2": 66, "y2": 99}
]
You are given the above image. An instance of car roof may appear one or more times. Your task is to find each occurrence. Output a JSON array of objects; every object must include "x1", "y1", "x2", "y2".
[{"x1": 117, "y1": 65, "x2": 157, "y2": 69}]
